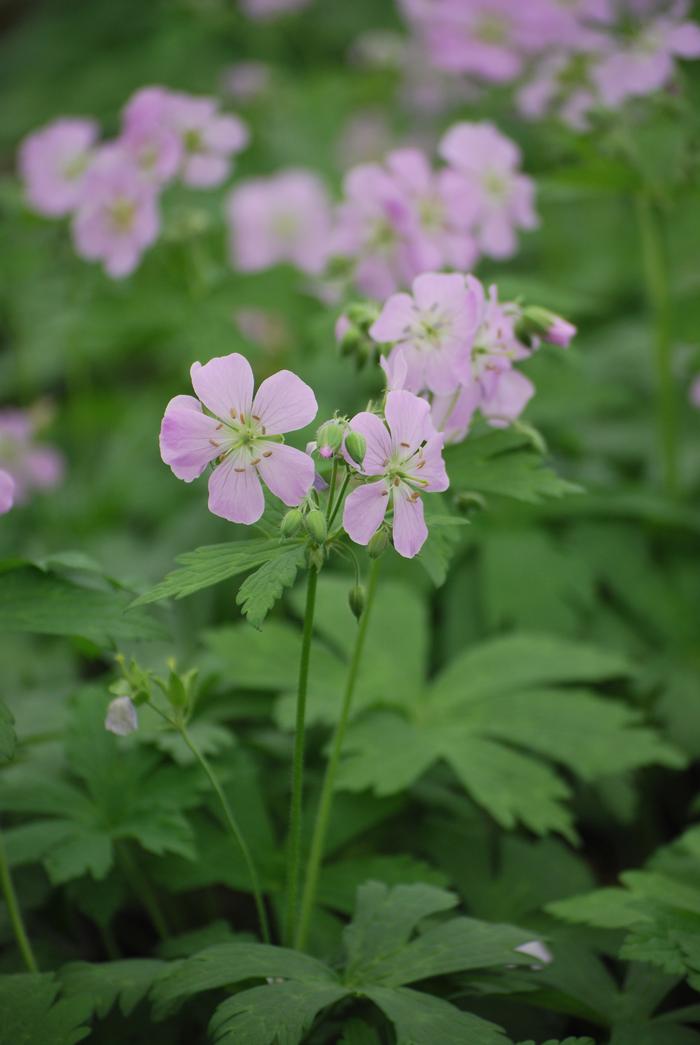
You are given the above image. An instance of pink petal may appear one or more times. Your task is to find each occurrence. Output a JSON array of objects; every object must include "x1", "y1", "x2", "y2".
[
  {"x1": 252, "y1": 370, "x2": 317, "y2": 434},
  {"x1": 346, "y1": 411, "x2": 391, "y2": 475},
  {"x1": 370, "y1": 293, "x2": 415, "y2": 344},
  {"x1": 482, "y1": 369, "x2": 534, "y2": 428},
  {"x1": 392, "y1": 487, "x2": 428, "y2": 559},
  {"x1": 190, "y1": 353, "x2": 254, "y2": 424},
  {"x1": 182, "y1": 153, "x2": 230, "y2": 188},
  {"x1": 385, "y1": 389, "x2": 433, "y2": 454},
  {"x1": 203, "y1": 114, "x2": 249, "y2": 153},
  {"x1": 208, "y1": 452, "x2": 265, "y2": 524},
  {"x1": 160, "y1": 394, "x2": 223, "y2": 481},
  {"x1": 411, "y1": 271, "x2": 466, "y2": 313},
  {"x1": 667, "y1": 22, "x2": 700, "y2": 58},
  {"x1": 343, "y1": 480, "x2": 389, "y2": 545},
  {"x1": 0, "y1": 469, "x2": 15, "y2": 515},
  {"x1": 415, "y1": 434, "x2": 449, "y2": 492},
  {"x1": 256, "y1": 442, "x2": 314, "y2": 506}
]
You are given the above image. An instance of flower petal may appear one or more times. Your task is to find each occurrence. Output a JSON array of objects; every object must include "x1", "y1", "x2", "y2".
[
  {"x1": 370, "y1": 293, "x2": 415, "y2": 344},
  {"x1": 208, "y1": 451, "x2": 264, "y2": 524},
  {"x1": 159, "y1": 394, "x2": 224, "y2": 481},
  {"x1": 482, "y1": 369, "x2": 534, "y2": 428},
  {"x1": 392, "y1": 487, "x2": 428, "y2": 559},
  {"x1": 256, "y1": 443, "x2": 315, "y2": 506},
  {"x1": 343, "y1": 481, "x2": 389, "y2": 546},
  {"x1": 252, "y1": 370, "x2": 318, "y2": 434},
  {"x1": 190, "y1": 353, "x2": 254, "y2": 424},
  {"x1": 412, "y1": 434, "x2": 449, "y2": 492},
  {"x1": 346, "y1": 411, "x2": 391, "y2": 475},
  {"x1": 0, "y1": 469, "x2": 15, "y2": 515},
  {"x1": 385, "y1": 389, "x2": 433, "y2": 454}
]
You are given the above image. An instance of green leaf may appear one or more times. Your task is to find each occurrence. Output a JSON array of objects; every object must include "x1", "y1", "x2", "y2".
[
  {"x1": 445, "y1": 428, "x2": 582, "y2": 504},
  {"x1": 318, "y1": 855, "x2": 448, "y2": 916},
  {"x1": 0, "y1": 566, "x2": 163, "y2": 645},
  {"x1": 235, "y1": 544, "x2": 306, "y2": 628},
  {"x1": 209, "y1": 981, "x2": 348, "y2": 1045},
  {"x1": 59, "y1": 959, "x2": 166, "y2": 1018},
  {"x1": 0, "y1": 973, "x2": 91, "y2": 1045},
  {"x1": 0, "y1": 698, "x2": 16, "y2": 763},
  {"x1": 338, "y1": 1020, "x2": 383, "y2": 1044},
  {"x1": 364, "y1": 986, "x2": 509, "y2": 1045},
  {"x1": 132, "y1": 539, "x2": 299, "y2": 605}
]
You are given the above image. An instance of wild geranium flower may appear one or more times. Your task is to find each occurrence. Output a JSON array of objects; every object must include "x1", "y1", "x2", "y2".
[
  {"x1": 120, "y1": 86, "x2": 182, "y2": 185},
  {"x1": 160, "y1": 353, "x2": 317, "y2": 524},
  {"x1": 343, "y1": 390, "x2": 448, "y2": 558},
  {"x1": 168, "y1": 93, "x2": 248, "y2": 188},
  {"x1": 226, "y1": 170, "x2": 332, "y2": 275},
  {"x1": 72, "y1": 148, "x2": 160, "y2": 278},
  {"x1": 105, "y1": 696, "x2": 139, "y2": 736},
  {"x1": 19, "y1": 117, "x2": 98, "y2": 216},
  {"x1": 0, "y1": 470, "x2": 15, "y2": 515},
  {"x1": 370, "y1": 272, "x2": 481, "y2": 395},
  {"x1": 0, "y1": 408, "x2": 64, "y2": 506},
  {"x1": 439, "y1": 121, "x2": 537, "y2": 259}
]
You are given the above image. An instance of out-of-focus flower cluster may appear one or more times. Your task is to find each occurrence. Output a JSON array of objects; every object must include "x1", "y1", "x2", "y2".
[
  {"x1": 18, "y1": 87, "x2": 248, "y2": 277},
  {"x1": 0, "y1": 407, "x2": 64, "y2": 516},
  {"x1": 399, "y1": 0, "x2": 700, "y2": 129},
  {"x1": 226, "y1": 121, "x2": 537, "y2": 298}
]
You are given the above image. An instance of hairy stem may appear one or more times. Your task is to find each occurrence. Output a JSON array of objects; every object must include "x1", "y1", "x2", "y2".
[
  {"x1": 296, "y1": 558, "x2": 380, "y2": 950},
  {"x1": 284, "y1": 565, "x2": 319, "y2": 946},
  {"x1": 636, "y1": 192, "x2": 677, "y2": 496},
  {"x1": 328, "y1": 471, "x2": 351, "y2": 530},
  {"x1": 179, "y1": 724, "x2": 270, "y2": 944},
  {"x1": 0, "y1": 826, "x2": 38, "y2": 972}
]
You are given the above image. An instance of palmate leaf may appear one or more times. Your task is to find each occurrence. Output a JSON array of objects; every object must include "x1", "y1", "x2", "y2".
[
  {"x1": 209, "y1": 981, "x2": 348, "y2": 1045},
  {"x1": 364, "y1": 986, "x2": 508, "y2": 1045},
  {"x1": 336, "y1": 633, "x2": 682, "y2": 838},
  {"x1": 235, "y1": 544, "x2": 306, "y2": 629},
  {"x1": 59, "y1": 959, "x2": 166, "y2": 1019},
  {"x1": 0, "y1": 973, "x2": 91, "y2": 1045},
  {"x1": 132, "y1": 538, "x2": 302, "y2": 606},
  {"x1": 445, "y1": 428, "x2": 582, "y2": 504}
]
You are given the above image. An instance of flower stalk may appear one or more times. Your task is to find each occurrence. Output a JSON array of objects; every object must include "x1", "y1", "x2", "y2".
[{"x1": 0, "y1": 825, "x2": 38, "y2": 972}]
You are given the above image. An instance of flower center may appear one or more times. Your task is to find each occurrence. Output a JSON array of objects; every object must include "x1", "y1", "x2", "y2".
[
  {"x1": 183, "y1": 128, "x2": 203, "y2": 154},
  {"x1": 483, "y1": 171, "x2": 509, "y2": 199},
  {"x1": 61, "y1": 152, "x2": 88, "y2": 181},
  {"x1": 475, "y1": 13, "x2": 509, "y2": 45},
  {"x1": 270, "y1": 212, "x2": 299, "y2": 241},
  {"x1": 108, "y1": 197, "x2": 136, "y2": 232}
]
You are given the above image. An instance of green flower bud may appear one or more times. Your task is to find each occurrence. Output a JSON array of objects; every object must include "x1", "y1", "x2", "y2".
[
  {"x1": 304, "y1": 508, "x2": 328, "y2": 544},
  {"x1": 307, "y1": 546, "x2": 326, "y2": 572},
  {"x1": 453, "y1": 491, "x2": 486, "y2": 516},
  {"x1": 316, "y1": 420, "x2": 345, "y2": 457},
  {"x1": 280, "y1": 508, "x2": 303, "y2": 537},
  {"x1": 345, "y1": 431, "x2": 367, "y2": 467},
  {"x1": 367, "y1": 526, "x2": 390, "y2": 559},
  {"x1": 348, "y1": 583, "x2": 366, "y2": 621},
  {"x1": 345, "y1": 302, "x2": 379, "y2": 331}
]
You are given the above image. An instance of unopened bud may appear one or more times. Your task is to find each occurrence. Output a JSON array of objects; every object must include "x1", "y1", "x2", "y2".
[
  {"x1": 348, "y1": 584, "x2": 366, "y2": 621},
  {"x1": 453, "y1": 491, "x2": 486, "y2": 516},
  {"x1": 281, "y1": 508, "x2": 303, "y2": 537},
  {"x1": 307, "y1": 546, "x2": 326, "y2": 571},
  {"x1": 367, "y1": 527, "x2": 389, "y2": 559},
  {"x1": 345, "y1": 431, "x2": 367, "y2": 467},
  {"x1": 304, "y1": 508, "x2": 327, "y2": 544},
  {"x1": 105, "y1": 696, "x2": 139, "y2": 736},
  {"x1": 316, "y1": 420, "x2": 344, "y2": 458},
  {"x1": 516, "y1": 306, "x2": 576, "y2": 348}
]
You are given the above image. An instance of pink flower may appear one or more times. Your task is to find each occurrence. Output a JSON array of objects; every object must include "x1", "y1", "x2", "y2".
[
  {"x1": 343, "y1": 390, "x2": 448, "y2": 558},
  {"x1": 0, "y1": 470, "x2": 15, "y2": 515},
  {"x1": 517, "y1": 52, "x2": 600, "y2": 130},
  {"x1": 168, "y1": 93, "x2": 248, "y2": 188},
  {"x1": 439, "y1": 121, "x2": 538, "y2": 259},
  {"x1": 226, "y1": 170, "x2": 332, "y2": 275},
  {"x1": 0, "y1": 408, "x2": 64, "y2": 506},
  {"x1": 220, "y1": 62, "x2": 271, "y2": 103},
  {"x1": 370, "y1": 273, "x2": 482, "y2": 395},
  {"x1": 160, "y1": 353, "x2": 317, "y2": 524},
  {"x1": 72, "y1": 148, "x2": 160, "y2": 278},
  {"x1": 480, "y1": 368, "x2": 535, "y2": 427},
  {"x1": 690, "y1": 375, "x2": 700, "y2": 409},
  {"x1": 19, "y1": 118, "x2": 98, "y2": 217},
  {"x1": 105, "y1": 696, "x2": 139, "y2": 736},
  {"x1": 241, "y1": 0, "x2": 312, "y2": 17},
  {"x1": 120, "y1": 86, "x2": 182, "y2": 185}
]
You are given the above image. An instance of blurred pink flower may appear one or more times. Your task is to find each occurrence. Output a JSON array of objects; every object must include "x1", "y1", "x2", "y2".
[
  {"x1": 72, "y1": 148, "x2": 160, "y2": 278},
  {"x1": 19, "y1": 118, "x2": 98, "y2": 216},
  {"x1": 690, "y1": 375, "x2": 700, "y2": 409},
  {"x1": 343, "y1": 390, "x2": 448, "y2": 558},
  {"x1": 160, "y1": 353, "x2": 317, "y2": 524},
  {"x1": 0, "y1": 470, "x2": 15, "y2": 515},
  {"x1": 220, "y1": 62, "x2": 271, "y2": 103},
  {"x1": 169, "y1": 93, "x2": 248, "y2": 188},
  {"x1": 120, "y1": 86, "x2": 182, "y2": 185},
  {"x1": 227, "y1": 170, "x2": 332, "y2": 275},
  {"x1": 0, "y1": 408, "x2": 64, "y2": 507},
  {"x1": 241, "y1": 0, "x2": 312, "y2": 16}
]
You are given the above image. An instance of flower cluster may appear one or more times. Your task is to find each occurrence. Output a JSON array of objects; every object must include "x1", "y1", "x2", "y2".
[
  {"x1": 399, "y1": 0, "x2": 700, "y2": 129},
  {"x1": 18, "y1": 87, "x2": 248, "y2": 277},
  {"x1": 0, "y1": 407, "x2": 64, "y2": 516}
]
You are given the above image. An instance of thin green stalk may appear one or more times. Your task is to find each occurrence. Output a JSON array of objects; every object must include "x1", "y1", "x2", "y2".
[
  {"x1": 284, "y1": 565, "x2": 319, "y2": 945},
  {"x1": 328, "y1": 470, "x2": 351, "y2": 530},
  {"x1": 325, "y1": 457, "x2": 339, "y2": 521},
  {"x1": 179, "y1": 725, "x2": 270, "y2": 944},
  {"x1": 117, "y1": 842, "x2": 169, "y2": 941},
  {"x1": 0, "y1": 826, "x2": 38, "y2": 972},
  {"x1": 635, "y1": 192, "x2": 677, "y2": 496},
  {"x1": 296, "y1": 558, "x2": 381, "y2": 950}
]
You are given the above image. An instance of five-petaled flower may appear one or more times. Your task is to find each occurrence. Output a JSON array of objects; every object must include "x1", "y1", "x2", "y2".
[
  {"x1": 343, "y1": 390, "x2": 449, "y2": 559},
  {"x1": 160, "y1": 353, "x2": 317, "y2": 524}
]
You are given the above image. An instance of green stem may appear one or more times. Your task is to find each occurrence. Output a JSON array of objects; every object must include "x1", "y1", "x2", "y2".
[
  {"x1": 117, "y1": 842, "x2": 169, "y2": 941},
  {"x1": 284, "y1": 565, "x2": 319, "y2": 946},
  {"x1": 328, "y1": 471, "x2": 351, "y2": 530},
  {"x1": 296, "y1": 558, "x2": 381, "y2": 950},
  {"x1": 0, "y1": 826, "x2": 38, "y2": 972},
  {"x1": 635, "y1": 192, "x2": 677, "y2": 496},
  {"x1": 179, "y1": 725, "x2": 270, "y2": 944},
  {"x1": 325, "y1": 458, "x2": 339, "y2": 521}
]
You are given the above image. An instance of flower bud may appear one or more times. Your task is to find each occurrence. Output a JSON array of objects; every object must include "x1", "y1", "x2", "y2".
[
  {"x1": 316, "y1": 420, "x2": 345, "y2": 458},
  {"x1": 367, "y1": 526, "x2": 389, "y2": 559},
  {"x1": 105, "y1": 696, "x2": 139, "y2": 736},
  {"x1": 516, "y1": 306, "x2": 576, "y2": 348},
  {"x1": 304, "y1": 508, "x2": 327, "y2": 544},
  {"x1": 307, "y1": 546, "x2": 325, "y2": 571},
  {"x1": 348, "y1": 583, "x2": 366, "y2": 621},
  {"x1": 453, "y1": 491, "x2": 486, "y2": 517},
  {"x1": 280, "y1": 508, "x2": 303, "y2": 537},
  {"x1": 345, "y1": 431, "x2": 367, "y2": 467}
]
